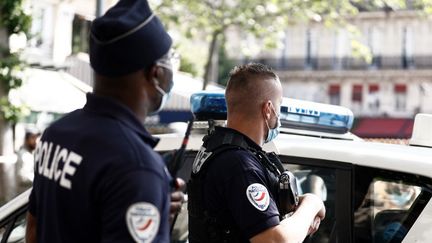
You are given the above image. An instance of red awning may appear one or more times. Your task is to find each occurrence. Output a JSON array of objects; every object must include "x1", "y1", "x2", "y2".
[
  {"x1": 369, "y1": 84, "x2": 379, "y2": 92},
  {"x1": 352, "y1": 118, "x2": 414, "y2": 139},
  {"x1": 394, "y1": 84, "x2": 407, "y2": 93},
  {"x1": 328, "y1": 84, "x2": 340, "y2": 95}
]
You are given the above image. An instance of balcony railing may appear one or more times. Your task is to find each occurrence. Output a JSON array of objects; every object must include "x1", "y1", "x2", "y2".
[{"x1": 233, "y1": 56, "x2": 432, "y2": 71}]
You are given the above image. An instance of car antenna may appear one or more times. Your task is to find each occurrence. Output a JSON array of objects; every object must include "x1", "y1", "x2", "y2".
[
  {"x1": 168, "y1": 117, "x2": 194, "y2": 178},
  {"x1": 168, "y1": 117, "x2": 194, "y2": 234}
]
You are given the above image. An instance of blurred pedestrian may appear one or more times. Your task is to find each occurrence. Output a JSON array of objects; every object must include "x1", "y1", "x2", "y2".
[
  {"x1": 25, "y1": 0, "x2": 182, "y2": 242},
  {"x1": 15, "y1": 126, "x2": 40, "y2": 193}
]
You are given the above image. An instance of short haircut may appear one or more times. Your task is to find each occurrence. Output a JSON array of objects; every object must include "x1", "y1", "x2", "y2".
[
  {"x1": 226, "y1": 63, "x2": 277, "y2": 92},
  {"x1": 225, "y1": 63, "x2": 280, "y2": 117}
]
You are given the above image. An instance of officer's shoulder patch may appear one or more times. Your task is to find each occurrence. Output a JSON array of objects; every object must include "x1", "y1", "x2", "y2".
[
  {"x1": 126, "y1": 202, "x2": 160, "y2": 243},
  {"x1": 246, "y1": 183, "x2": 270, "y2": 211}
]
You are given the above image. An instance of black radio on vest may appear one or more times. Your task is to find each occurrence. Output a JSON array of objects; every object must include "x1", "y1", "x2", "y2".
[
  {"x1": 258, "y1": 151, "x2": 299, "y2": 217},
  {"x1": 278, "y1": 170, "x2": 299, "y2": 216}
]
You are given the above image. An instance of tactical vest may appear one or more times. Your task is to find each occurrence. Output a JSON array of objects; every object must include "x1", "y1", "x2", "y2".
[{"x1": 187, "y1": 129, "x2": 285, "y2": 243}]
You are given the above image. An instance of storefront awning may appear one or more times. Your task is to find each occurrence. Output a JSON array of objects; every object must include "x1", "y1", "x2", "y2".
[
  {"x1": 352, "y1": 118, "x2": 414, "y2": 139},
  {"x1": 10, "y1": 68, "x2": 91, "y2": 114}
]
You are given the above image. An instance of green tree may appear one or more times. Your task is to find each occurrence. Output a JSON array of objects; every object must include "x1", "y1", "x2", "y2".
[
  {"x1": 0, "y1": 0, "x2": 31, "y2": 154},
  {"x1": 217, "y1": 38, "x2": 236, "y2": 87}
]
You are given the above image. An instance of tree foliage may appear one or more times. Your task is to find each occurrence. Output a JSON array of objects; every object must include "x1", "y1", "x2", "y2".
[
  {"x1": 0, "y1": 0, "x2": 31, "y2": 124},
  {"x1": 0, "y1": 0, "x2": 31, "y2": 35}
]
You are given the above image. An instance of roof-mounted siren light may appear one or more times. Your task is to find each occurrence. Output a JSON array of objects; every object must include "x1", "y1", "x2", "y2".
[
  {"x1": 409, "y1": 113, "x2": 432, "y2": 148},
  {"x1": 280, "y1": 98, "x2": 354, "y2": 134},
  {"x1": 190, "y1": 91, "x2": 227, "y2": 121}
]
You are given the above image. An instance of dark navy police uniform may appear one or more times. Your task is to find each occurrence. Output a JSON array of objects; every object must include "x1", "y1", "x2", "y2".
[
  {"x1": 188, "y1": 127, "x2": 281, "y2": 243},
  {"x1": 29, "y1": 93, "x2": 171, "y2": 243}
]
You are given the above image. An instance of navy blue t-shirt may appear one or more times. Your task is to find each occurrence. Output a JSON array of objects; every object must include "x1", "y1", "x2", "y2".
[
  {"x1": 28, "y1": 93, "x2": 172, "y2": 243},
  {"x1": 201, "y1": 127, "x2": 280, "y2": 240}
]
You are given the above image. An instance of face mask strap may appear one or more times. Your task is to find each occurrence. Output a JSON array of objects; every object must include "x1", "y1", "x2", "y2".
[
  {"x1": 149, "y1": 79, "x2": 170, "y2": 116},
  {"x1": 268, "y1": 102, "x2": 280, "y2": 130},
  {"x1": 155, "y1": 62, "x2": 173, "y2": 71},
  {"x1": 264, "y1": 101, "x2": 281, "y2": 144},
  {"x1": 154, "y1": 79, "x2": 167, "y2": 97}
]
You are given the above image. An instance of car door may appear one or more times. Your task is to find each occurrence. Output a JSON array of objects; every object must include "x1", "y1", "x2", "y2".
[
  {"x1": 280, "y1": 155, "x2": 353, "y2": 243},
  {"x1": 280, "y1": 155, "x2": 432, "y2": 243}
]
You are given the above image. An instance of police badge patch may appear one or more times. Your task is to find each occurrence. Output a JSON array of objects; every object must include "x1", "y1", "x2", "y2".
[
  {"x1": 246, "y1": 183, "x2": 270, "y2": 211},
  {"x1": 126, "y1": 202, "x2": 160, "y2": 243}
]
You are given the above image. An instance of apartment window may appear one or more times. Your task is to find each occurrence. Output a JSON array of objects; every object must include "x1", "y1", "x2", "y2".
[
  {"x1": 333, "y1": 30, "x2": 349, "y2": 70},
  {"x1": 352, "y1": 84, "x2": 363, "y2": 112},
  {"x1": 29, "y1": 8, "x2": 45, "y2": 48},
  {"x1": 281, "y1": 30, "x2": 289, "y2": 69},
  {"x1": 368, "y1": 27, "x2": 381, "y2": 69},
  {"x1": 305, "y1": 29, "x2": 318, "y2": 69},
  {"x1": 352, "y1": 85, "x2": 363, "y2": 102},
  {"x1": 402, "y1": 27, "x2": 414, "y2": 69},
  {"x1": 368, "y1": 84, "x2": 380, "y2": 112},
  {"x1": 328, "y1": 84, "x2": 341, "y2": 105},
  {"x1": 395, "y1": 84, "x2": 407, "y2": 111}
]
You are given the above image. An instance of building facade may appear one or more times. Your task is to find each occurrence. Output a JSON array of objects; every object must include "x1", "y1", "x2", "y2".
[
  {"x1": 225, "y1": 10, "x2": 432, "y2": 139},
  {"x1": 236, "y1": 10, "x2": 432, "y2": 120}
]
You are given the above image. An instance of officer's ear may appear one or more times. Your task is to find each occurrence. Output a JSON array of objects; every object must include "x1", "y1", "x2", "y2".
[
  {"x1": 262, "y1": 100, "x2": 272, "y2": 119},
  {"x1": 145, "y1": 65, "x2": 163, "y2": 83}
]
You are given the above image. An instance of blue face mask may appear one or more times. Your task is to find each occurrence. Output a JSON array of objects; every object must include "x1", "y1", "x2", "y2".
[
  {"x1": 149, "y1": 51, "x2": 175, "y2": 116},
  {"x1": 149, "y1": 79, "x2": 171, "y2": 116},
  {"x1": 264, "y1": 104, "x2": 281, "y2": 144}
]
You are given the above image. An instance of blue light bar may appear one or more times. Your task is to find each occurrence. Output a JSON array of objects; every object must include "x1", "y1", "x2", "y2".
[
  {"x1": 189, "y1": 92, "x2": 354, "y2": 133},
  {"x1": 190, "y1": 91, "x2": 227, "y2": 120},
  {"x1": 280, "y1": 98, "x2": 354, "y2": 134}
]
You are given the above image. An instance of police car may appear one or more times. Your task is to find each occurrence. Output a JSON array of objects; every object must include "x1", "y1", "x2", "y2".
[{"x1": 1, "y1": 92, "x2": 431, "y2": 243}]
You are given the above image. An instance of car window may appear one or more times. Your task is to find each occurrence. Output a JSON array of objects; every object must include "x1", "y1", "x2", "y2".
[
  {"x1": 354, "y1": 166, "x2": 432, "y2": 243},
  {"x1": 280, "y1": 156, "x2": 351, "y2": 243}
]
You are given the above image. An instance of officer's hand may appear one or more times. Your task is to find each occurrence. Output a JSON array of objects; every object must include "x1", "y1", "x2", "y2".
[
  {"x1": 299, "y1": 193, "x2": 326, "y2": 220},
  {"x1": 307, "y1": 216, "x2": 321, "y2": 235},
  {"x1": 170, "y1": 178, "x2": 186, "y2": 224}
]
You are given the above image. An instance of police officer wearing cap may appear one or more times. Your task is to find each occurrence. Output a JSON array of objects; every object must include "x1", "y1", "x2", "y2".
[
  {"x1": 25, "y1": 0, "x2": 180, "y2": 242},
  {"x1": 188, "y1": 63, "x2": 326, "y2": 243}
]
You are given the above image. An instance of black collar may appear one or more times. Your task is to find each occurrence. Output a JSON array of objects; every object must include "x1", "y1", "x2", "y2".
[
  {"x1": 83, "y1": 93, "x2": 159, "y2": 148},
  {"x1": 214, "y1": 126, "x2": 262, "y2": 151}
]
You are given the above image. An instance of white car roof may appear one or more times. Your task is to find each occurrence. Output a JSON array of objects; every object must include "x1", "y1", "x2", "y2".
[
  {"x1": 274, "y1": 133, "x2": 432, "y2": 178},
  {"x1": 155, "y1": 131, "x2": 432, "y2": 179}
]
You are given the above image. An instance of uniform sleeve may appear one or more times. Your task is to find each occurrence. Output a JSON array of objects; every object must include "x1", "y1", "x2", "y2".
[
  {"x1": 98, "y1": 169, "x2": 170, "y2": 243},
  {"x1": 209, "y1": 151, "x2": 280, "y2": 239},
  {"x1": 28, "y1": 186, "x2": 37, "y2": 216},
  {"x1": 28, "y1": 166, "x2": 40, "y2": 217}
]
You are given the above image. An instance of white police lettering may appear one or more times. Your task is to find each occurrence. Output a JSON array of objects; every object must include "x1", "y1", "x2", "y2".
[
  {"x1": 287, "y1": 106, "x2": 320, "y2": 116},
  {"x1": 34, "y1": 141, "x2": 83, "y2": 190}
]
